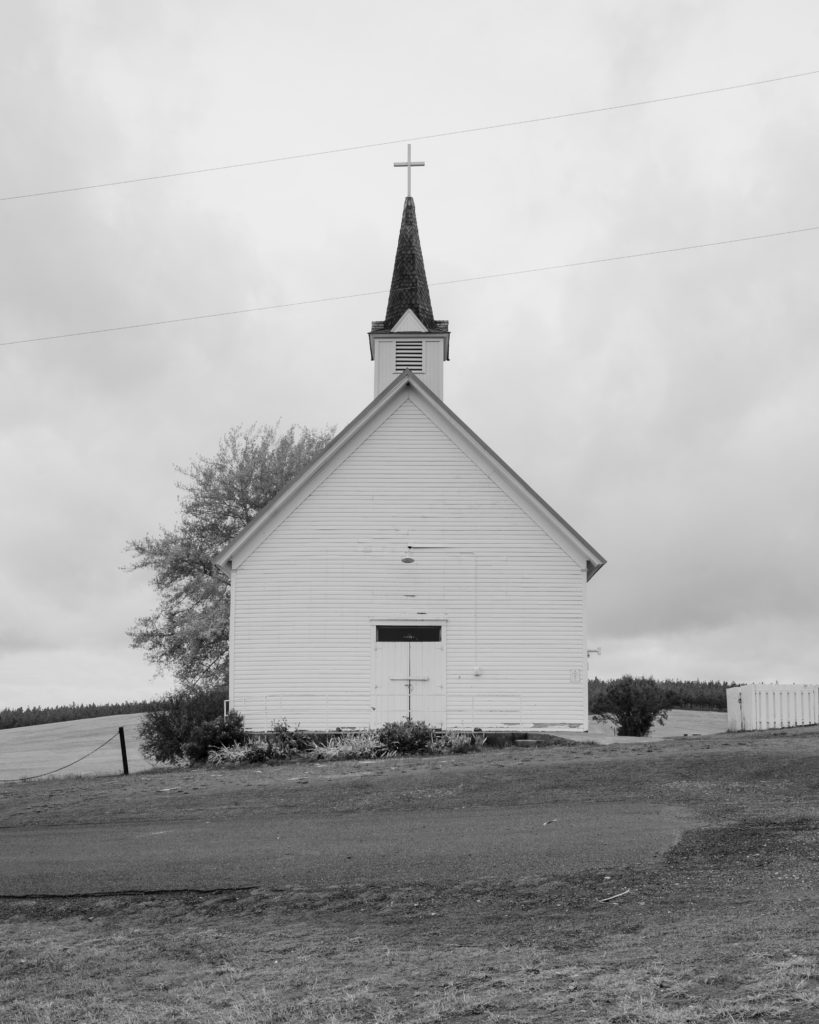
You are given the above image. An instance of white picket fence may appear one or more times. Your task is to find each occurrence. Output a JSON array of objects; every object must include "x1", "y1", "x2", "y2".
[{"x1": 726, "y1": 683, "x2": 819, "y2": 732}]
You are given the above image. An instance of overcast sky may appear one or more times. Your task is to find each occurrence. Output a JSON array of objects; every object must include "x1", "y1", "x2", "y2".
[{"x1": 2, "y1": 1, "x2": 818, "y2": 709}]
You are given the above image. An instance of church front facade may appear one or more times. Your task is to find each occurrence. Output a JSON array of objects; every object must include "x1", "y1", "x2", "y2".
[{"x1": 216, "y1": 193, "x2": 604, "y2": 734}]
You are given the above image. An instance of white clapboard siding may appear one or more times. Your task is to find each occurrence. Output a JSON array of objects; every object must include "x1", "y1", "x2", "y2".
[
  {"x1": 726, "y1": 683, "x2": 819, "y2": 731},
  {"x1": 230, "y1": 392, "x2": 590, "y2": 733}
]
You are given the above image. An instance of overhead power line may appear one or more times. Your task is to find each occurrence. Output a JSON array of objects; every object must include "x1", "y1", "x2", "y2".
[
  {"x1": 2, "y1": 70, "x2": 817, "y2": 202},
  {"x1": 3, "y1": 224, "x2": 816, "y2": 349}
]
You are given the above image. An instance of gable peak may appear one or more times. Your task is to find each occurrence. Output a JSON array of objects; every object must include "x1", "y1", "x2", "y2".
[{"x1": 391, "y1": 308, "x2": 428, "y2": 333}]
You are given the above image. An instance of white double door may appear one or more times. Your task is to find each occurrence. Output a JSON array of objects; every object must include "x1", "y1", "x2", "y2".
[{"x1": 373, "y1": 624, "x2": 444, "y2": 727}]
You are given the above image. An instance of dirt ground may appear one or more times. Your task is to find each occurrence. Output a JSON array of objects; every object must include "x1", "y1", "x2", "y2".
[{"x1": 1, "y1": 727, "x2": 817, "y2": 1023}]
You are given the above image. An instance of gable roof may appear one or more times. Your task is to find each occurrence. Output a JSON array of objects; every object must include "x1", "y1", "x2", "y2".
[
  {"x1": 215, "y1": 372, "x2": 606, "y2": 579},
  {"x1": 370, "y1": 196, "x2": 449, "y2": 334}
]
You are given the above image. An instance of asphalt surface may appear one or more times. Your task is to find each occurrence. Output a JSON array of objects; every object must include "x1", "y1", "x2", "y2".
[
  {"x1": 1, "y1": 799, "x2": 696, "y2": 897},
  {"x1": 0, "y1": 712, "x2": 730, "y2": 897}
]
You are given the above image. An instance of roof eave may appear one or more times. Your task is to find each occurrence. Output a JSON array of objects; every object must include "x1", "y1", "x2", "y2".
[
  {"x1": 402, "y1": 374, "x2": 607, "y2": 573},
  {"x1": 368, "y1": 322, "x2": 451, "y2": 361},
  {"x1": 216, "y1": 372, "x2": 605, "y2": 577}
]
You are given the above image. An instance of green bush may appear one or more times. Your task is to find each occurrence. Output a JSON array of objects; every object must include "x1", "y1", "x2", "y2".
[
  {"x1": 207, "y1": 739, "x2": 270, "y2": 766},
  {"x1": 265, "y1": 719, "x2": 315, "y2": 759},
  {"x1": 428, "y1": 730, "x2": 486, "y2": 754},
  {"x1": 204, "y1": 726, "x2": 488, "y2": 764},
  {"x1": 138, "y1": 683, "x2": 229, "y2": 762},
  {"x1": 310, "y1": 731, "x2": 390, "y2": 760},
  {"x1": 182, "y1": 711, "x2": 246, "y2": 762},
  {"x1": 377, "y1": 719, "x2": 434, "y2": 754},
  {"x1": 480, "y1": 731, "x2": 528, "y2": 748},
  {"x1": 589, "y1": 675, "x2": 673, "y2": 737}
]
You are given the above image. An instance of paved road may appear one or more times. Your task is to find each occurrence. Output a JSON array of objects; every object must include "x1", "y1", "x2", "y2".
[
  {"x1": 0, "y1": 713, "x2": 727, "y2": 896},
  {"x1": 0, "y1": 800, "x2": 696, "y2": 897}
]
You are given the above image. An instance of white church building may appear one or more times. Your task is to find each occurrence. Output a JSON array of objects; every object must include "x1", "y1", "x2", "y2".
[{"x1": 216, "y1": 184, "x2": 605, "y2": 734}]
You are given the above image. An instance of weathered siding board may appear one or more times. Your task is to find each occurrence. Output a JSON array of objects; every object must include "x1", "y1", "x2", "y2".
[
  {"x1": 727, "y1": 683, "x2": 819, "y2": 731},
  {"x1": 230, "y1": 395, "x2": 589, "y2": 732}
]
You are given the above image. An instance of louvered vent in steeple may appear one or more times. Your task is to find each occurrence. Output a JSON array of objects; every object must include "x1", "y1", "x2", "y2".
[{"x1": 395, "y1": 338, "x2": 423, "y2": 373}]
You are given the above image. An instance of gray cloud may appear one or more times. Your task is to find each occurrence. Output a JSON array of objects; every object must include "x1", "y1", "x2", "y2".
[{"x1": 2, "y1": 1, "x2": 818, "y2": 706}]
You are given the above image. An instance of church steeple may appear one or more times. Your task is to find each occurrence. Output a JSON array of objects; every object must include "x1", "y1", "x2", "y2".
[
  {"x1": 369, "y1": 175, "x2": 450, "y2": 400},
  {"x1": 383, "y1": 197, "x2": 436, "y2": 331}
]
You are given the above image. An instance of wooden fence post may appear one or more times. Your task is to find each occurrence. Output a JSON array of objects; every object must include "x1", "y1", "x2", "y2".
[{"x1": 118, "y1": 726, "x2": 129, "y2": 776}]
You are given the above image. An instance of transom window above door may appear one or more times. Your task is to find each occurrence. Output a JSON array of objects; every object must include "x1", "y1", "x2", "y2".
[{"x1": 376, "y1": 625, "x2": 441, "y2": 643}]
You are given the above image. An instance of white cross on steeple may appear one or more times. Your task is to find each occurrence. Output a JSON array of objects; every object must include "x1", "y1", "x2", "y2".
[{"x1": 393, "y1": 144, "x2": 425, "y2": 197}]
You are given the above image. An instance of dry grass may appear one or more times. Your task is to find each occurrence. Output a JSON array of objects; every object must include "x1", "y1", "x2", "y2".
[
  {"x1": 1, "y1": 729, "x2": 818, "y2": 1023},
  {"x1": 3, "y1": 882, "x2": 816, "y2": 1023}
]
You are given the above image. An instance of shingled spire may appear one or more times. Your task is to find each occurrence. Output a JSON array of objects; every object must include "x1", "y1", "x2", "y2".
[
  {"x1": 369, "y1": 193, "x2": 450, "y2": 400},
  {"x1": 383, "y1": 196, "x2": 436, "y2": 331}
]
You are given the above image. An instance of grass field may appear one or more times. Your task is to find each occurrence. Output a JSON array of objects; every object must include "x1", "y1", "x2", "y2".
[
  {"x1": 0, "y1": 714, "x2": 154, "y2": 781},
  {"x1": 1, "y1": 726, "x2": 817, "y2": 1023}
]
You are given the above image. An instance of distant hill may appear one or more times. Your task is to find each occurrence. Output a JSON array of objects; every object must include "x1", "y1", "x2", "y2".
[
  {"x1": 0, "y1": 699, "x2": 164, "y2": 730},
  {"x1": 0, "y1": 713, "x2": 154, "y2": 779}
]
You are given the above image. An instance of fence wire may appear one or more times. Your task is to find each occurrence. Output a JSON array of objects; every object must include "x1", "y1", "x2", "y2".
[{"x1": 17, "y1": 731, "x2": 121, "y2": 782}]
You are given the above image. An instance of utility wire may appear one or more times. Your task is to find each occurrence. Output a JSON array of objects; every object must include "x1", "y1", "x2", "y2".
[
  {"x1": 1, "y1": 70, "x2": 816, "y2": 202},
  {"x1": 432, "y1": 225, "x2": 819, "y2": 286},
  {"x1": 3, "y1": 224, "x2": 816, "y2": 349}
]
